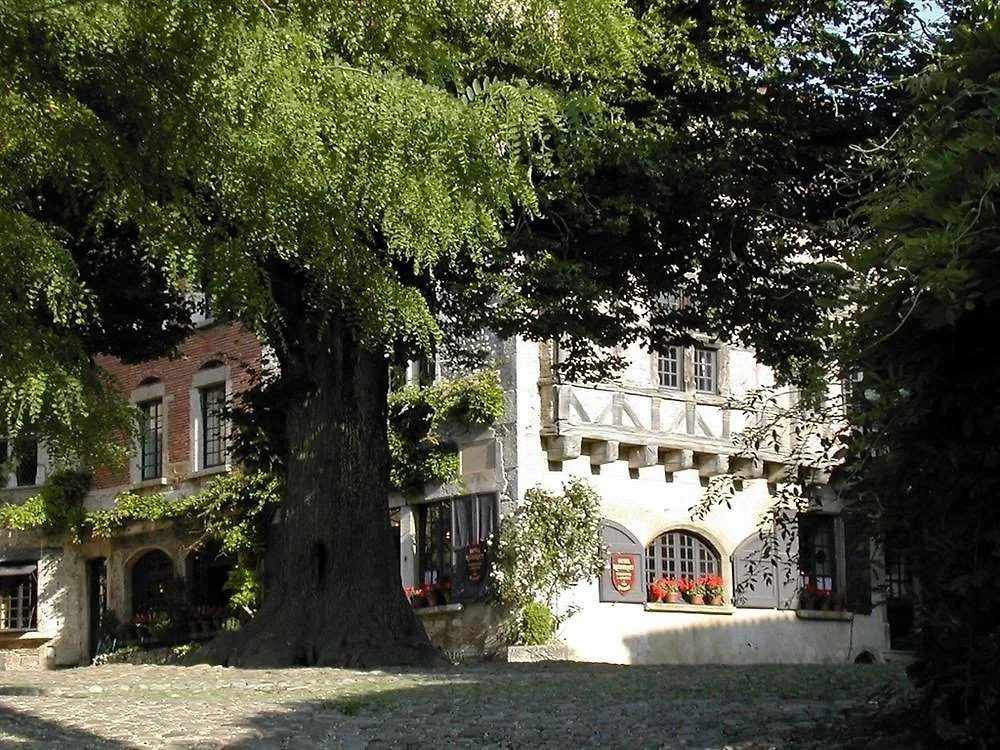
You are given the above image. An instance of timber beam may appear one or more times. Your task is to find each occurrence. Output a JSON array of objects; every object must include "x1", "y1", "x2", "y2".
[
  {"x1": 547, "y1": 435, "x2": 581, "y2": 462},
  {"x1": 628, "y1": 445, "x2": 659, "y2": 469},
  {"x1": 589, "y1": 440, "x2": 620, "y2": 466}
]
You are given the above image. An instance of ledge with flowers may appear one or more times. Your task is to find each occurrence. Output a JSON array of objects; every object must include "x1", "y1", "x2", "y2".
[
  {"x1": 795, "y1": 583, "x2": 854, "y2": 621},
  {"x1": 644, "y1": 575, "x2": 734, "y2": 615}
]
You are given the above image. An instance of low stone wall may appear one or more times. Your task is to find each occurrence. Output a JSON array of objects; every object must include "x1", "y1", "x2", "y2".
[
  {"x1": 0, "y1": 637, "x2": 50, "y2": 671},
  {"x1": 416, "y1": 602, "x2": 504, "y2": 661}
]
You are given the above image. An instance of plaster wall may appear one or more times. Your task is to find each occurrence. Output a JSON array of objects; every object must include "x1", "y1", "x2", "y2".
[{"x1": 500, "y1": 340, "x2": 888, "y2": 665}]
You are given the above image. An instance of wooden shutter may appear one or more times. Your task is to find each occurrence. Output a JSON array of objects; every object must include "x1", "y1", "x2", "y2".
[
  {"x1": 732, "y1": 527, "x2": 798, "y2": 609},
  {"x1": 599, "y1": 520, "x2": 645, "y2": 603}
]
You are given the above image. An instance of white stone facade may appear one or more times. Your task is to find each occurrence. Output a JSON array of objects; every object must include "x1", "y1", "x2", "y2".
[{"x1": 400, "y1": 335, "x2": 891, "y2": 664}]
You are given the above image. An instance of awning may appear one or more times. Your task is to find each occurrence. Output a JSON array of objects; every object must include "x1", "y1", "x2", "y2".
[{"x1": 0, "y1": 563, "x2": 37, "y2": 577}]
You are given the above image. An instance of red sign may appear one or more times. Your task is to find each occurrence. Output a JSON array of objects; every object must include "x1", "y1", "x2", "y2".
[
  {"x1": 466, "y1": 544, "x2": 486, "y2": 583},
  {"x1": 610, "y1": 553, "x2": 637, "y2": 595}
]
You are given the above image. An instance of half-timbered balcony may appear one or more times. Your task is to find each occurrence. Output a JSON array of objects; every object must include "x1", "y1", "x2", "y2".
[{"x1": 540, "y1": 381, "x2": 793, "y2": 480}]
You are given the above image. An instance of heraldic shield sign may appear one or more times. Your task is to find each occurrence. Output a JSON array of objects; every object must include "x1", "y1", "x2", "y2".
[{"x1": 610, "y1": 553, "x2": 638, "y2": 595}]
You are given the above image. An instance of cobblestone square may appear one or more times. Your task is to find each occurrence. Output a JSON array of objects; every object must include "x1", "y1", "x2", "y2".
[{"x1": 0, "y1": 662, "x2": 906, "y2": 748}]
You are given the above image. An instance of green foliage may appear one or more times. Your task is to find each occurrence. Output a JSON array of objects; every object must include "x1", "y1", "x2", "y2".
[
  {"x1": 514, "y1": 601, "x2": 556, "y2": 646},
  {"x1": 224, "y1": 565, "x2": 263, "y2": 617},
  {"x1": 841, "y1": 7, "x2": 1000, "y2": 745},
  {"x1": 0, "y1": 0, "x2": 636, "y2": 464},
  {"x1": 492, "y1": 478, "x2": 606, "y2": 630},
  {"x1": 0, "y1": 469, "x2": 280, "y2": 618},
  {"x1": 0, "y1": 469, "x2": 90, "y2": 532},
  {"x1": 388, "y1": 370, "x2": 505, "y2": 493}
]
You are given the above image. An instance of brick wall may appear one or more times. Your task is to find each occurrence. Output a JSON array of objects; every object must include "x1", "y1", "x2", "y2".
[{"x1": 93, "y1": 323, "x2": 262, "y2": 490}]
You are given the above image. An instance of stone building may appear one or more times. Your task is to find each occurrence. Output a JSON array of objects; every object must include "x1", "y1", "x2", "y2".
[
  {"x1": 0, "y1": 321, "x2": 261, "y2": 669},
  {"x1": 2, "y1": 320, "x2": 897, "y2": 669},
  {"x1": 399, "y1": 336, "x2": 894, "y2": 664}
]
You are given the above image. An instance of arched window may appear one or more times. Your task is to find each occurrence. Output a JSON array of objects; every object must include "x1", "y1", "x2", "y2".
[
  {"x1": 131, "y1": 550, "x2": 173, "y2": 615},
  {"x1": 645, "y1": 530, "x2": 720, "y2": 583}
]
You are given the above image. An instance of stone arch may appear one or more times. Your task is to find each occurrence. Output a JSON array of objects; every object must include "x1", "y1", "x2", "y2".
[
  {"x1": 199, "y1": 358, "x2": 226, "y2": 371},
  {"x1": 853, "y1": 648, "x2": 883, "y2": 664},
  {"x1": 128, "y1": 548, "x2": 175, "y2": 617}
]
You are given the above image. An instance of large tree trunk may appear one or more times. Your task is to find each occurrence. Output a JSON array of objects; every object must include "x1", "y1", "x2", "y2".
[{"x1": 201, "y1": 315, "x2": 445, "y2": 667}]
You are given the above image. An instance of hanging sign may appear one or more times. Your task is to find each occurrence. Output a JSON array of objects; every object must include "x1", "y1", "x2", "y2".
[{"x1": 465, "y1": 543, "x2": 486, "y2": 583}]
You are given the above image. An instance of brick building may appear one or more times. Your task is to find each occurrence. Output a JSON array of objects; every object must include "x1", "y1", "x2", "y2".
[{"x1": 0, "y1": 321, "x2": 262, "y2": 669}]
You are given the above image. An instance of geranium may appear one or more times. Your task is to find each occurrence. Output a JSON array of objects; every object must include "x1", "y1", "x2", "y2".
[
  {"x1": 678, "y1": 577, "x2": 704, "y2": 596},
  {"x1": 701, "y1": 575, "x2": 724, "y2": 597},
  {"x1": 658, "y1": 577, "x2": 680, "y2": 593}
]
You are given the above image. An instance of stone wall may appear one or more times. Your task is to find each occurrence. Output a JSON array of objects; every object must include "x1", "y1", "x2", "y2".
[{"x1": 416, "y1": 603, "x2": 504, "y2": 661}]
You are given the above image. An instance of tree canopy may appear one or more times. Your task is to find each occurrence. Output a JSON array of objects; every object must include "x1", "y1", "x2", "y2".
[
  {"x1": 842, "y1": 7, "x2": 1000, "y2": 743},
  {"x1": 0, "y1": 0, "x2": 941, "y2": 666}
]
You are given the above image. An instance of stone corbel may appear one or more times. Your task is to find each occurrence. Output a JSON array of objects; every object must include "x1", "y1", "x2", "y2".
[
  {"x1": 729, "y1": 456, "x2": 764, "y2": 479},
  {"x1": 697, "y1": 453, "x2": 728, "y2": 478},
  {"x1": 628, "y1": 445, "x2": 659, "y2": 469}
]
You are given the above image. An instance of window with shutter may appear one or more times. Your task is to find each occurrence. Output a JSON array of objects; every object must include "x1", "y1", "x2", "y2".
[{"x1": 599, "y1": 520, "x2": 645, "y2": 603}]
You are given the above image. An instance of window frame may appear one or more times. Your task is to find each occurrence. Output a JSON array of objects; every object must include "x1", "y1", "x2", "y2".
[
  {"x1": 138, "y1": 399, "x2": 164, "y2": 481},
  {"x1": 653, "y1": 344, "x2": 723, "y2": 396},
  {"x1": 645, "y1": 529, "x2": 721, "y2": 584},
  {"x1": 0, "y1": 563, "x2": 38, "y2": 631},
  {"x1": 190, "y1": 364, "x2": 231, "y2": 474},
  {"x1": 798, "y1": 513, "x2": 839, "y2": 593},
  {"x1": 693, "y1": 347, "x2": 718, "y2": 394},
  {"x1": 1, "y1": 438, "x2": 41, "y2": 488},
  {"x1": 656, "y1": 346, "x2": 683, "y2": 390},
  {"x1": 199, "y1": 383, "x2": 227, "y2": 469}
]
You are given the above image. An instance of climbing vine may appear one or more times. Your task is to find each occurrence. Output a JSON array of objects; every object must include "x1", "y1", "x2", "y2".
[
  {"x1": 388, "y1": 370, "x2": 505, "y2": 494},
  {"x1": 0, "y1": 469, "x2": 91, "y2": 532},
  {"x1": 0, "y1": 372, "x2": 501, "y2": 611}
]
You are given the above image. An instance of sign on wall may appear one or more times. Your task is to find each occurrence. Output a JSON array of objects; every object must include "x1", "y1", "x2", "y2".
[
  {"x1": 610, "y1": 553, "x2": 638, "y2": 594},
  {"x1": 599, "y1": 521, "x2": 645, "y2": 603}
]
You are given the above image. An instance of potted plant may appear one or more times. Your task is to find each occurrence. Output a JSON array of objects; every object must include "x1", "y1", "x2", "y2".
[
  {"x1": 660, "y1": 577, "x2": 682, "y2": 603},
  {"x1": 424, "y1": 581, "x2": 451, "y2": 607},
  {"x1": 799, "y1": 583, "x2": 817, "y2": 610},
  {"x1": 702, "y1": 574, "x2": 725, "y2": 605},
  {"x1": 405, "y1": 586, "x2": 428, "y2": 608},
  {"x1": 679, "y1": 577, "x2": 705, "y2": 605}
]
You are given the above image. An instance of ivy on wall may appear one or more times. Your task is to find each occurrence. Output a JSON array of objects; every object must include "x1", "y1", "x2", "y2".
[
  {"x1": 0, "y1": 469, "x2": 91, "y2": 532},
  {"x1": 0, "y1": 370, "x2": 503, "y2": 611},
  {"x1": 0, "y1": 469, "x2": 281, "y2": 614},
  {"x1": 388, "y1": 370, "x2": 505, "y2": 494}
]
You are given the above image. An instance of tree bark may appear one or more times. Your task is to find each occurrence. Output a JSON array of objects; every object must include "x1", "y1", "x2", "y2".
[{"x1": 199, "y1": 315, "x2": 446, "y2": 667}]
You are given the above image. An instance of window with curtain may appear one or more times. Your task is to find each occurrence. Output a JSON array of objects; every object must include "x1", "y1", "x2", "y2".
[{"x1": 417, "y1": 493, "x2": 498, "y2": 602}]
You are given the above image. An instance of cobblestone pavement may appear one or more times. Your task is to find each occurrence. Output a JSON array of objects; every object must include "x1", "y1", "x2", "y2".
[{"x1": 0, "y1": 662, "x2": 907, "y2": 749}]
